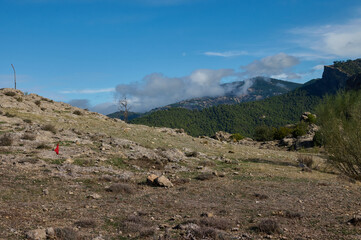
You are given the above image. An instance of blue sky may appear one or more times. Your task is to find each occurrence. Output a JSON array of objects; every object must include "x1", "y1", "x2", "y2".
[{"x1": 1, "y1": 0, "x2": 361, "y2": 113}]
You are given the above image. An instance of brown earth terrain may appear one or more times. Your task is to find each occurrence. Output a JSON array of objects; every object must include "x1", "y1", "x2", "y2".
[{"x1": 1, "y1": 88, "x2": 361, "y2": 240}]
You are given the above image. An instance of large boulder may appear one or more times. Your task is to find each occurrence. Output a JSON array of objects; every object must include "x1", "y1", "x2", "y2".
[{"x1": 211, "y1": 131, "x2": 232, "y2": 142}]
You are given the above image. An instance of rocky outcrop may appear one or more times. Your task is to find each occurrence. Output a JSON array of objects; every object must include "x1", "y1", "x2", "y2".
[
  {"x1": 211, "y1": 131, "x2": 232, "y2": 142},
  {"x1": 302, "y1": 66, "x2": 350, "y2": 96}
]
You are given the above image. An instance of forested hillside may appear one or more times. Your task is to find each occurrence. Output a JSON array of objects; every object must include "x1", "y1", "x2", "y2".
[{"x1": 131, "y1": 88, "x2": 320, "y2": 137}]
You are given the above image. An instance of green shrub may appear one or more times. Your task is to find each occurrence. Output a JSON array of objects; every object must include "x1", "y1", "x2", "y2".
[
  {"x1": 273, "y1": 127, "x2": 293, "y2": 140},
  {"x1": 254, "y1": 126, "x2": 274, "y2": 141},
  {"x1": 316, "y1": 90, "x2": 361, "y2": 180},
  {"x1": 313, "y1": 131, "x2": 324, "y2": 146},
  {"x1": 16, "y1": 97, "x2": 23, "y2": 102},
  {"x1": 35, "y1": 100, "x2": 41, "y2": 106},
  {"x1": 231, "y1": 133, "x2": 244, "y2": 141},
  {"x1": 306, "y1": 113, "x2": 317, "y2": 124},
  {"x1": 292, "y1": 122, "x2": 308, "y2": 138}
]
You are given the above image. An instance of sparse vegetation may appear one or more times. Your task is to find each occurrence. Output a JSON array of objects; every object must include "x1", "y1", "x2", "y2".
[
  {"x1": 41, "y1": 124, "x2": 57, "y2": 134},
  {"x1": 15, "y1": 97, "x2": 23, "y2": 102},
  {"x1": 35, "y1": 100, "x2": 41, "y2": 106}
]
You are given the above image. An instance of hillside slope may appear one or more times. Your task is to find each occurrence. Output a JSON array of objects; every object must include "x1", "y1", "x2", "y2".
[{"x1": 1, "y1": 88, "x2": 361, "y2": 239}]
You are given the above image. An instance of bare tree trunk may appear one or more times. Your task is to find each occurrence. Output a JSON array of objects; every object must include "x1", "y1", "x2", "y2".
[{"x1": 11, "y1": 64, "x2": 16, "y2": 90}]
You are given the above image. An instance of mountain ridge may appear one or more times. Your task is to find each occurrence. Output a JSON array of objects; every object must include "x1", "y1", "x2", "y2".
[{"x1": 130, "y1": 58, "x2": 361, "y2": 137}]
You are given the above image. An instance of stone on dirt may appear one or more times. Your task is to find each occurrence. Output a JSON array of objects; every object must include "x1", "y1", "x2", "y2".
[{"x1": 26, "y1": 229, "x2": 46, "y2": 240}]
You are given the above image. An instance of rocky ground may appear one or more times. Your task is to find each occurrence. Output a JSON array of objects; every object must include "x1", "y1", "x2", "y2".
[{"x1": 1, "y1": 88, "x2": 361, "y2": 240}]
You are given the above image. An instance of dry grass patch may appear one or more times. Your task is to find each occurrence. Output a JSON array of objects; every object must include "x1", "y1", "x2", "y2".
[
  {"x1": 74, "y1": 219, "x2": 97, "y2": 228},
  {"x1": 298, "y1": 155, "x2": 314, "y2": 168},
  {"x1": 54, "y1": 228, "x2": 79, "y2": 240},
  {"x1": 119, "y1": 215, "x2": 155, "y2": 237},
  {"x1": 106, "y1": 183, "x2": 134, "y2": 194},
  {"x1": 253, "y1": 219, "x2": 281, "y2": 234},
  {"x1": 195, "y1": 173, "x2": 215, "y2": 181}
]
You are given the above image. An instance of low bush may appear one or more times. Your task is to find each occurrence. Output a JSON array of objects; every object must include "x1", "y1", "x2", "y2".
[
  {"x1": 306, "y1": 113, "x2": 317, "y2": 124},
  {"x1": 231, "y1": 133, "x2": 244, "y2": 141},
  {"x1": 297, "y1": 155, "x2": 314, "y2": 168},
  {"x1": 34, "y1": 100, "x2": 41, "y2": 106},
  {"x1": 41, "y1": 124, "x2": 57, "y2": 134},
  {"x1": 36, "y1": 143, "x2": 51, "y2": 149},
  {"x1": 4, "y1": 91, "x2": 16, "y2": 96},
  {"x1": 273, "y1": 126, "x2": 293, "y2": 140},
  {"x1": 23, "y1": 119, "x2": 32, "y2": 124},
  {"x1": 254, "y1": 125, "x2": 274, "y2": 141},
  {"x1": 195, "y1": 173, "x2": 214, "y2": 181},
  {"x1": 254, "y1": 219, "x2": 281, "y2": 234},
  {"x1": 313, "y1": 131, "x2": 324, "y2": 146},
  {"x1": 73, "y1": 110, "x2": 82, "y2": 115},
  {"x1": 4, "y1": 112, "x2": 15, "y2": 118},
  {"x1": 106, "y1": 183, "x2": 134, "y2": 194},
  {"x1": 0, "y1": 134, "x2": 13, "y2": 146},
  {"x1": 292, "y1": 122, "x2": 308, "y2": 138},
  {"x1": 21, "y1": 133, "x2": 36, "y2": 141}
]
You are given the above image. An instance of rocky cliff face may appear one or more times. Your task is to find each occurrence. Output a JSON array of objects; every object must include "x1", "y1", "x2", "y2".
[{"x1": 302, "y1": 66, "x2": 350, "y2": 96}]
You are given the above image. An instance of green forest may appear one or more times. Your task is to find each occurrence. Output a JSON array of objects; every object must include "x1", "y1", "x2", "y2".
[{"x1": 131, "y1": 89, "x2": 321, "y2": 137}]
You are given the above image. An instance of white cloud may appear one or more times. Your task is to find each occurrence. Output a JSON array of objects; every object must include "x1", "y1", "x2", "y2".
[
  {"x1": 240, "y1": 53, "x2": 301, "y2": 79},
  {"x1": 115, "y1": 69, "x2": 234, "y2": 112},
  {"x1": 312, "y1": 65, "x2": 324, "y2": 71},
  {"x1": 60, "y1": 88, "x2": 114, "y2": 94},
  {"x1": 291, "y1": 18, "x2": 361, "y2": 58},
  {"x1": 204, "y1": 51, "x2": 248, "y2": 57}
]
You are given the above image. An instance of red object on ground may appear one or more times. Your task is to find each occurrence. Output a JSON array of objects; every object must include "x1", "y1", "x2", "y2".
[{"x1": 54, "y1": 143, "x2": 59, "y2": 155}]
